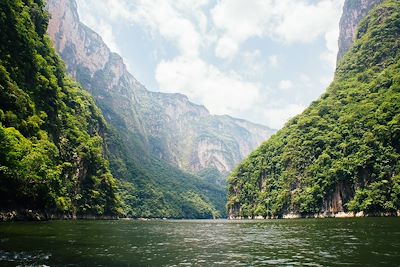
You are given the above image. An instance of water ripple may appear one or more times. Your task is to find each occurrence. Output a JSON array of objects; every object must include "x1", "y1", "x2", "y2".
[{"x1": 0, "y1": 218, "x2": 399, "y2": 266}]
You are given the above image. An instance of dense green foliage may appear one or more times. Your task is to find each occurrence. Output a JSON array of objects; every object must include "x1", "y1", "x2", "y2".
[
  {"x1": 69, "y1": 36, "x2": 226, "y2": 218},
  {"x1": 228, "y1": 0, "x2": 400, "y2": 218},
  {"x1": 0, "y1": 0, "x2": 224, "y2": 219},
  {"x1": 75, "y1": 63, "x2": 226, "y2": 219},
  {"x1": 98, "y1": 108, "x2": 225, "y2": 218},
  {"x1": 103, "y1": 114, "x2": 226, "y2": 218},
  {"x1": 0, "y1": 0, "x2": 120, "y2": 216},
  {"x1": 109, "y1": 140, "x2": 225, "y2": 218}
]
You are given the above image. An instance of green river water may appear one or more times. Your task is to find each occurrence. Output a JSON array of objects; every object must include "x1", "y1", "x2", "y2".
[{"x1": 0, "y1": 217, "x2": 399, "y2": 266}]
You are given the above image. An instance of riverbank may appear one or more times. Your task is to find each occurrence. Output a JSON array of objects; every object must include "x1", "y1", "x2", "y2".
[
  {"x1": 282, "y1": 211, "x2": 400, "y2": 219},
  {"x1": 229, "y1": 210, "x2": 400, "y2": 220},
  {"x1": 0, "y1": 210, "x2": 119, "y2": 222},
  {"x1": 0, "y1": 210, "x2": 215, "y2": 222},
  {"x1": 4, "y1": 210, "x2": 400, "y2": 222}
]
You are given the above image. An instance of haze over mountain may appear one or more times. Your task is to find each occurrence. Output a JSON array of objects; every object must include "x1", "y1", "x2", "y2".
[
  {"x1": 46, "y1": 0, "x2": 274, "y2": 183},
  {"x1": 74, "y1": 0, "x2": 345, "y2": 130}
]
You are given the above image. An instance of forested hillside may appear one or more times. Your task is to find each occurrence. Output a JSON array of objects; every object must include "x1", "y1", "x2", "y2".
[
  {"x1": 0, "y1": 0, "x2": 224, "y2": 219},
  {"x1": 228, "y1": 0, "x2": 400, "y2": 218},
  {"x1": 0, "y1": 0, "x2": 120, "y2": 218}
]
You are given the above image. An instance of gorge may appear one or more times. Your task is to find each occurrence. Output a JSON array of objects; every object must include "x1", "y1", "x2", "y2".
[
  {"x1": 0, "y1": 0, "x2": 399, "y2": 222},
  {"x1": 1, "y1": 0, "x2": 400, "y2": 266}
]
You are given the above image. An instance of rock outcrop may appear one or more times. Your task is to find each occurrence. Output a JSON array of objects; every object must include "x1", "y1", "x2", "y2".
[
  {"x1": 228, "y1": 0, "x2": 400, "y2": 219},
  {"x1": 46, "y1": 0, "x2": 274, "y2": 182},
  {"x1": 337, "y1": 0, "x2": 384, "y2": 62}
]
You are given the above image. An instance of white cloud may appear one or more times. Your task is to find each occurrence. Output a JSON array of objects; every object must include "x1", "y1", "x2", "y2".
[
  {"x1": 77, "y1": 0, "x2": 209, "y2": 58},
  {"x1": 211, "y1": 0, "x2": 273, "y2": 59},
  {"x1": 273, "y1": 0, "x2": 343, "y2": 43},
  {"x1": 263, "y1": 104, "x2": 306, "y2": 129},
  {"x1": 77, "y1": 0, "x2": 131, "y2": 22},
  {"x1": 155, "y1": 56, "x2": 261, "y2": 115},
  {"x1": 77, "y1": 0, "x2": 262, "y2": 116},
  {"x1": 279, "y1": 80, "x2": 293, "y2": 90},
  {"x1": 127, "y1": 1, "x2": 203, "y2": 58},
  {"x1": 215, "y1": 36, "x2": 239, "y2": 60},
  {"x1": 240, "y1": 50, "x2": 266, "y2": 79},
  {"x1": 75, "y1": 0, "x2": 344, "y2": 129},
  {"x1": 211, "y1": 0, "x2": 344, "y2": 59},
  {"x1": 268, "y1": 55, "x2": 279, "y2": 67},
  {"x1": 320, "y1": 27, "x2": 341, "y2": 67}
]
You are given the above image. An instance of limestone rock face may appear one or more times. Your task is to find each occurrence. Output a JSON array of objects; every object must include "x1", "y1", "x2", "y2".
[
  {"x1": 337, "y1": 0, "x2": 383, "y2": 62},
  {"x1": 47, "y1": 0, "x2": 110, "y2": 75},
  {"x1": 46, "y1": 0, "x2": 274, "y2": 182}
]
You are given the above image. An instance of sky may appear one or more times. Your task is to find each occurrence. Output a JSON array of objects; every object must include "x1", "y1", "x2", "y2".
[{"x1": 75, "y1": 0, "x2": 345, "y2": 129}]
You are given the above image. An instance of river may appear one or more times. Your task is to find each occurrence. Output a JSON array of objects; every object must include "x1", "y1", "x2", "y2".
[{"x1": 0, "y1": 217, "x2": 399, "y2": 266}]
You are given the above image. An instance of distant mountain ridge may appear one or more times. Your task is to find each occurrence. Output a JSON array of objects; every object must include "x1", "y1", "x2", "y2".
[{"x1": 46, "y1": 0, "x2": 274, "y2": 183}]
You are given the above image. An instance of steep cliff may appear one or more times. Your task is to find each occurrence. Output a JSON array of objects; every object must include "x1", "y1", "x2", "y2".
[
  {"x1": 45, "y1": 0, "x2": 231, "y2": 218},
  {"x1": 0, "y1": 0, "x2": 228, "y2": 219},
  {"x1": 337, "y1": 0, "x2": 384, "y2": 62},
  {"x1": 46, "y1": 0, "x2": 274, "y2": 182},
  {"x1": 0, "y1": 0, "x2": 120, "y2": 218},
  {"x1": 228, "y1": 0, "x2": 400, "y2": 219}
]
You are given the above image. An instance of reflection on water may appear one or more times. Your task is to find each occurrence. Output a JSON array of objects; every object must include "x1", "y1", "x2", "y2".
[{"x1": 0, "y1": 218, "x2": 399, "y2": 266}]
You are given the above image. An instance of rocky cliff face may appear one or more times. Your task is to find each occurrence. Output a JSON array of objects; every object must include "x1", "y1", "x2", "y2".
[
  {"x1": 47, "y1": 0, "x2": 147, "y2": 144},
  {"x1": 337, "y1": 0, "x2": 384, "y2": 62},
  {"x1": 46, "y1": 0, "x2": 274, "y2": 181}
]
